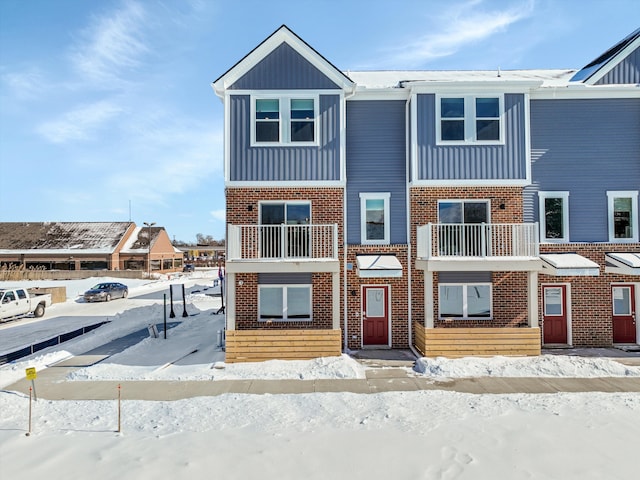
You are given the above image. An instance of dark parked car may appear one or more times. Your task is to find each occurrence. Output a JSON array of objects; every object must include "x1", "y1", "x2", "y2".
[
  {"x1": 83, "y1": 282, "x2": 128, "y2": 302},
  {"x1": 183, "y1": 264, "x2": 195, "y2": 272}
]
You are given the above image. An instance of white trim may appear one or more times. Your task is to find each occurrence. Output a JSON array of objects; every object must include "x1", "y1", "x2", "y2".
[
  {"x1": 226, "y1": 180, "x2": 346, "y2": 188},
  {"x1": 538, "y1": 191, "x2": 570, "y2": 242},
  {"x1": 530, "y1": 86, "x2": 640, "y2": 100},
  {"x1": 438, "y1": 282, "x2": 493, "y2": 320},
  {"x1": 435, "y1": 94, "x2": 505, "y2": 146},
  {"x1": 250, "y1": 93, "x2": 320, "y2": 147},
  {"x1": 258, "y1": 284, "x2": 313, "y2": 322},
  {"x1": 607, "y1": 191, "x2": 639, "y2": 243},
  {"x1": 524, "y1": 93, "x2": 532, "y2": 185},
  {"x1": 410, "y1": 179, "x2": 530, "y2": 187},
  {"x1": 359, "y1": 192, "x2": 391, "y2": 245}
]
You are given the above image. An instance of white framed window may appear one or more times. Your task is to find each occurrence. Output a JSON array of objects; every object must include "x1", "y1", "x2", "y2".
[
  {"x1": 436, "y1": 95, "x2": 504, "y2": 145},
  {"x1": 607, "y1": 191, "x2": 638, "y2": 242},
  {"x1": 360, "y1": 192, "x2": 391, "y2": 244},
  {"x1": 439, "y1": 283, "x2": 492, "y2": 319},
  {"x1": 251, "y1": 95, "x2": 318, "y2": 146},
  {"x1": 258, "y1": 285, "x2": 312, "y2": 321},
  {"x1": 538, "y1": 192, "x2": 570, "y2": 242}
]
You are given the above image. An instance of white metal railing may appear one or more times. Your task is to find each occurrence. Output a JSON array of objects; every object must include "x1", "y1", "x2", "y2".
[
  {"x1": 417, "y1": 223, "x2": 539, "y2": 259},
  {"x1": 227, "y1": 224, "x2": 338, "y2": 261}
]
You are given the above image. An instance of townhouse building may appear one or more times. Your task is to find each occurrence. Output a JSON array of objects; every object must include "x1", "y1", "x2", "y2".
[{"x1": 213, "y1": 26, "x2": 639, "y2": 362}]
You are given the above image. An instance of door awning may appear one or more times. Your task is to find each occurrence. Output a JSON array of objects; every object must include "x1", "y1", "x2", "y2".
[
  {"x1": 539, "y1": 253, "x2": 600, "y2": 276},
  {"x1": 356, "y1": 254, "x2": 403, "y2": 278},
  {"x1": 605, "y1": 253, "x2": 640, "y2": 275}
]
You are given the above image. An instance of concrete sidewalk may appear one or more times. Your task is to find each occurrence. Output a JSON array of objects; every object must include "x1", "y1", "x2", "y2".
[{"x1": 5, "y1": 357, "x2": 640, "y2": 401}]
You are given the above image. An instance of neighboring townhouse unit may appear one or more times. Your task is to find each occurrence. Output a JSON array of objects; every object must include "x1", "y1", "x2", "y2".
[{"x1": 213, "y1": 25, "x2": 640, "y2": 362}]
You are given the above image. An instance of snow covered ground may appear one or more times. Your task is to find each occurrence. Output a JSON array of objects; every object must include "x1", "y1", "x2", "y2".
[{"x1": 1, "y1": 273, "x2": 640, "y2": 479}]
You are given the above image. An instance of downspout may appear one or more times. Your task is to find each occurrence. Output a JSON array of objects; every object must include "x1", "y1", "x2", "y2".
[
  {"x1": 406, "y1": 91, "x2": 418, "y2": 359},
  {"x1": 342, "y1": 86, "x2": 356, "y2": 353}
]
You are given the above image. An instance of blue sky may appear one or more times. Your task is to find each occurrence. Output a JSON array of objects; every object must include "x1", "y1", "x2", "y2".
[{"x1": 0, "y1": 0, "x2": 638, "y2": 243}]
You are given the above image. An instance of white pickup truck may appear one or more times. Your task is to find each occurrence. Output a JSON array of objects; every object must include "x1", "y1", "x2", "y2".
[{"x1": 0, "y1": 287, "x2": 52, "y2": 321}]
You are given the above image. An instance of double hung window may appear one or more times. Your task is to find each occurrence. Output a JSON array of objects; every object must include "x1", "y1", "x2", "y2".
[
  {"x1": 539, "y1": 192, "x2": 570, "y2": 242},
  {"x1": 437, "y1": 95, "x2": 503, "y2": 144},
  {"x1": 439, "y1": 284, "x2": 492, "y2": 319},
  {"x1": 253, "y1": 96, "x2": 317, "y2": 145},
  {"x1": 607, "y1": 191, "x2": 638, "y2": 242},
  {"x1": 360, "y1": 193, "x2": 391, "y2": 244}
]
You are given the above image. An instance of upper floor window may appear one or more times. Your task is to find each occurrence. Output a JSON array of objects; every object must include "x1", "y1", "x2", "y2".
[
  {"x1": 252, "y1": 95, "x2": 317, "y2": 146},
  {"x1": 539, "y1": 192, "x2": 570, "y2": 242},
  {"x1": 607, "y1": 191, "x2": 638, "y2": 242},
  {"x1": 437, "y1": 95, "x2": 503, "y2": 145},
  {"x1": 360, "y1": 193, "x2": 390, "y2": 244}
]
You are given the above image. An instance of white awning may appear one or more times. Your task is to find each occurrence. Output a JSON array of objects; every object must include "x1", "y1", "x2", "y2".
[
  {"x1": 605, "y1": 253, "x2": 640, "y2": 275},
  {"x1": 356, "y1": 255, "x2": 403, "y2": 278},
  {"x1": 539, "y1": 253, "x2": 599, "y2": 276}
]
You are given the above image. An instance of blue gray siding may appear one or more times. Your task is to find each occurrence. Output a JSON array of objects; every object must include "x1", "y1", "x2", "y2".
[
  {"x1": 416, "y1": 94, "x2": 527, "y2": 181},
  {"x1": 524, "y1": 98, "x2": 640, "y2": 242},
  {"x1": 230, "y1": 43, "x2": 340, "y2": 90},
  {"x1": 346, "y1": 101, "x2": 407, "y2": 245},
  {"x1": 596, "y1": 47, "x2": 640, "y2": 85},
  {"x1": 229, "y1": 94, "x2": 341, "y2": 181}
]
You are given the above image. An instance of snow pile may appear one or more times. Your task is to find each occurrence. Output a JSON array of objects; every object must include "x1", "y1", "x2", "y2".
[{"x1": 415, "y1": 355, "x2": 640, "y2": 379}]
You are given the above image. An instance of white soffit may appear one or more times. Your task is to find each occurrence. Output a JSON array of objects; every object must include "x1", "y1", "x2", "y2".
[
  {"x1": 356, "y1": 255, "x2": 403, "y2": 278},
  {"x1": 539, "y1": 253, "x2": 600, "y2": 276},
  {"x1": 605, "y1": 253, "x2": 640, "y2": 275}
]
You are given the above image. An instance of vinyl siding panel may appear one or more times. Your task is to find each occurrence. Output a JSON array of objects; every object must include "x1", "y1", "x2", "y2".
[
  {"x1": 346, "y1": 101, "x2": 407, "y2": 244},
  {"x1": 229, "y1": 95, "x2": 341, "y2": 181},
  {"x1": 230, "y1": 43, "x2": 339, "y2": 90},
  {"x1": 525, "y1": 98, "x2": 640, "y2": 242},
  {"x1": 258, "y1": 273, "x2": 312, "y2": 284},
  {"x1": 416, "y1": 94, "x2": 527, "y2": 181},
  {"x1": 596, "y1": 47, "x2": 640, "y2": 85}
]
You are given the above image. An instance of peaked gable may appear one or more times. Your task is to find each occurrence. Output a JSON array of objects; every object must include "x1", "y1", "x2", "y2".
[
  {"x1": 213, "y1": 25, "x2": 354, "y2": 96},
  {"x1": 230, "y1": 42, "x2": 340, "y2": 90},
  {"x1": 570, "y1": 27, "x2": 640, "y2": 84}
]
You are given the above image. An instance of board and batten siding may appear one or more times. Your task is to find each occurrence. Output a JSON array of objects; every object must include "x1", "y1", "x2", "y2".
[
  {"x1": 228, "y1": 94, "x2": 341, "y2": 182},
  {"x1": 345, "y1": 100, "x2": 407, "y2": 245},
  {"x1": 415, "y1": 94, "x2": 528, "y2": 181},
  {"x1": 596, "y1": 47, "x2": 640, "y2": 85},
  {"x1": 524, "y1": 98, "x2": 640, "y2": 242},
  {"x1": 229, "y1": 43, "x2": 340, "y2": 90}
]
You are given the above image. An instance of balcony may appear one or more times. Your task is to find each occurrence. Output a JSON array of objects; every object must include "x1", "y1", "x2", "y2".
[
  {"x1": 416, "y1": 223, "x2": 541, "y2": 272},
  {"x1": 227, "y1": 224, "x2": 339, "y2": 273}
]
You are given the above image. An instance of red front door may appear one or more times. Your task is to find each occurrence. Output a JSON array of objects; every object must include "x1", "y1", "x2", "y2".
[
  {"x1": 543, "y1": 285, "x2": 568, "y2": 344},
  {"x1": 362, "y1": 286, "x2": 389, "y2": 345},
  {"x1": 612, "y1": 285, "x2": 637, "y2": 343}
]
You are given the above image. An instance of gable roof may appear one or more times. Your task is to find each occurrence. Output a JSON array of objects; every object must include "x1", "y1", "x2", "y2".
[
  {"x1": 570, "y1": 27, "x2": 640, "y2": 84},
  {"x1": 212, "y1": 25, "x2": 355, "y2": 96},
  {"x1": 0, "y1": 222, "x2": 134, "y2": 254}
]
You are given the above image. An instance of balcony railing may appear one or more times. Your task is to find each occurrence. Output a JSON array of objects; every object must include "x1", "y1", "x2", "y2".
[
  {"x1": 417, "y1": 223, "x2": 539, "y2": 259},
  {"x1": 228, "y1": 224, "x2": 338, "y2": 261}
]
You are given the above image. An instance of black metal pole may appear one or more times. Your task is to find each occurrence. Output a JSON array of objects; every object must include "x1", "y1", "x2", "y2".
[
  {"x1": 163, "y1": 293, "x2": 167, "y2": 339},
  {"x1": 182, "y1": 284, "x2": 188, "y2": 317},
  {"x1": 169, "y1": 285, "x2": 175, "y2": 318}
]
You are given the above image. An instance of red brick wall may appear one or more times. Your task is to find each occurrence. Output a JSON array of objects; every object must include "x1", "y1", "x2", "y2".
[
  {"x1": 539, "y1": 243, "x2": 640, "y2": 347},
  {"x1": 345, "y1": 245, "x2": 409, "y2": 349},
  {"x1": 410, "y1": 186, "x2": 527, "y2": 326},
  {"x1": 227, "y1": 187, "x2": 344, "y2": 331}
]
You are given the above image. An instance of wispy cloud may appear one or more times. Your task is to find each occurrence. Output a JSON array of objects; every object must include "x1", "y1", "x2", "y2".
[
  {"x1": 37, "y1": 100, "x2": 124, "y2": 143},
  {"x1": 0, "y1": 69, "x2": 44, "y2": 100},
  {"x1": 69, "y1": 1, "x2": 149, "y2": 86},
  {"x1": 385, "y1": 0, "x2": 535, "y2": 67},
  {"x1": 210, "y1": 209, "x2": 226, "y2": 221}
]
